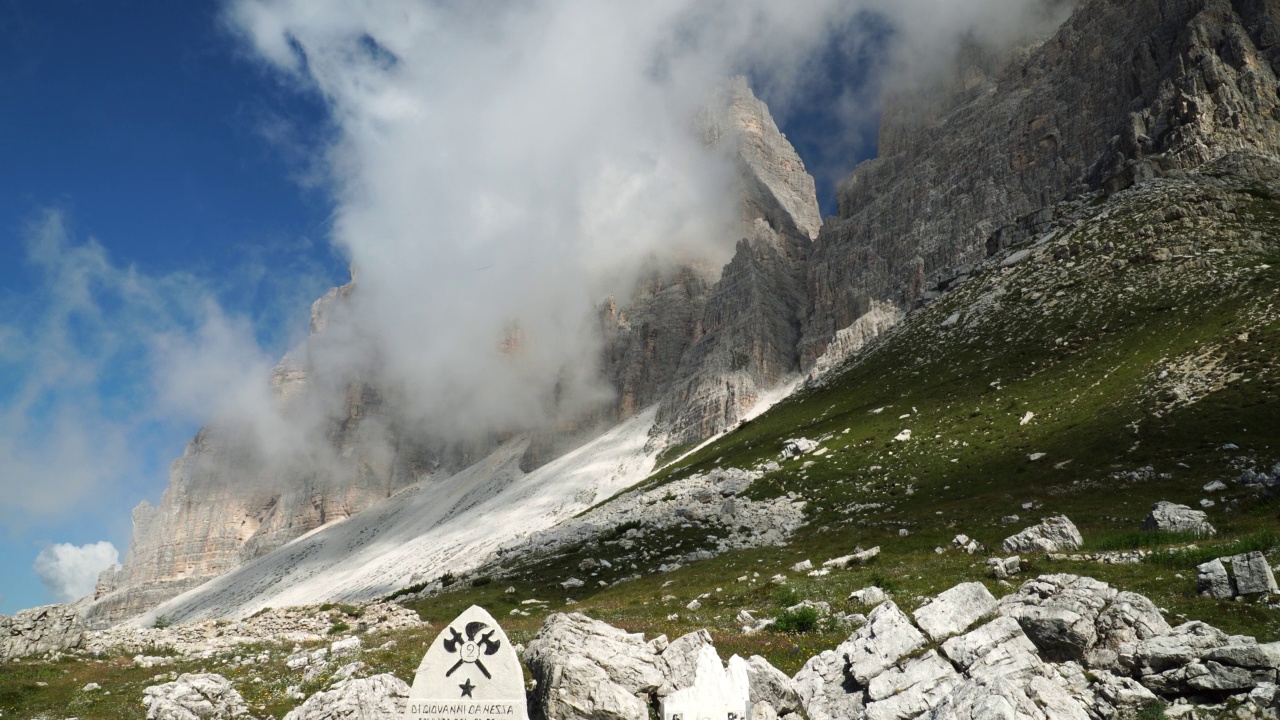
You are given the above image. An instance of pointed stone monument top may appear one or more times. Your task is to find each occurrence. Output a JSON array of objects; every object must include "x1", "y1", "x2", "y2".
[
  {"x1": 404, "y1": 605, "x2": 528, "y2": 720},
  {"x1": 661, "y1": 644, "x2": 751, "y2": 720}
]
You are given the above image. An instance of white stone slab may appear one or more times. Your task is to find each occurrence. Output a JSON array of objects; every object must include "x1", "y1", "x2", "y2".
[
  {"x1": 912, "y1": 582, "x2": 997, "y2": 642},
  {"x1": 661, "y1": 644, "x2": 752, "y2": 720},
  {"x1": 404, "y1": 605, "x2": 528, "y2": 720}
]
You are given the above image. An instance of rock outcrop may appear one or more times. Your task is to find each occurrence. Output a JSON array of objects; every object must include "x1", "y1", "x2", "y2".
[
  {"x1": 85, "y1": 602, "x2": 421, "y2": 658},
  {"x1": 1230, "y1": 551, "x2": 1280, "y2": 596},
  {"x1": 1002, "y1": 516, "x2": 1084, "y2": 554},
  {"x1": 600, "y1": 263, "x2": 717, "y2": 421},
  {"x1": 499, "y1": 465, "x2": 806, "y2": 581},
  {"x1": 142, "y1": 673, "x2": 257, "y2": 720},
  {"x1": 84, "y1": 573, "x2": 1280, "y2": 720},
  {"x1": 997, "y1": 574, "x2": 1172, "y2": 667},
  {"x1": 282, "y1": 674, "x2": 409, "y2": 720},
  {"x1": 86, "y1": 281, "x2": 471, "y2": 627},
  {"x1": 801, "y1": 0, "x2": 1280, "y2": 366},
  {"x1": 524, "y1": 612, "x2": 800, "y2": 720},
  {"x1": 1194, "y1": 551, "x2": 1279, "y2": 600},
  {"x1": 650, "y1": 77, "x2": 823, "y2": 444},
  {"x1": 1197, "y1": 558, "x2": 1235, "y2": 599},
  {"x1": 0, "y1": 603, "x2": 85, "y2": 660},
  {"x1": 95, "y1": 76, "x2": 825, "y2": 625},
  {"x1": 523, "y1": 612, "x2": 670, "y2": 720},
  {"x1": 1144, "y1": 501, "x2": 1216, "y2": 536},
  {"x1": 88, "y1": 0, "x2": 1280, "y2": 628},
  {"x1": 912, "y1": 582, "x2": 998, "y2": 643},
  {"x1": 791, "y1": 574, "x2": 1279, "y2": 720},
  {"x1": 707, "y1": 76, "x2": 823, "y2": 243},
  {"x1": 656, "y1": 217, "x2": 811, "y2": 444}
]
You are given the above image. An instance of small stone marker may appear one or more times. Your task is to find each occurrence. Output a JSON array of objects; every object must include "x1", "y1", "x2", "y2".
[
  {"x1": 660, "y1": 644, "x2": 751, "y2": 720},
  {"x1": 404, "y1": 605, "x2": 527, "y2": 720}
]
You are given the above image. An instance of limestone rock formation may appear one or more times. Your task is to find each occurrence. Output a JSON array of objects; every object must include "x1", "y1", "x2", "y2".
[
  {"x1": 1191, "y1": 551, "x2": 1280, "y2": 600},
  {"x1": 912, "y1": 582, "x2": 998, "y2": 643},
  {"x1": 85, "y1": 603, "x2": 418, "y2": 659},
  {"x1": 656, "y1": 218, "x2": 811, "y2": 443},
  {"x1": 1197, "y1": 558, "x2": 1235, "y2": 599},
  {"x1": 86, "y1": 280, "x2": 481, "y2": 627},
  {"x1": 523, "y1": 612, "x2": 667, "y2": 720},
  {"x1": 142, "y1": 673, "x2": 256, "y2": 720},
  {"x1": 89, "y1": 0, "x2": 1280, "y2": 629},
  {"x1": 599, "y1": 262, "x2": 717, "y2": 421},
  {"x1": 843, "y1": 601, "x2": 929, "y2": 686},
  {"x1": 801, "y1": 0, "x2": 1280, "y2": 366},
  {"x1": 524, "y1": 613, "x2": 801, "y2": 720},
  {"x1": 1002, "y1": 516, "x2": 1084, "y2": 554},
  {"x1": 637, "y1": 77, "x2": 824, "y2": 444},
  {"x1": 1230, "y1": 551, "x2": 1280, "y2": 596},
  {"x1": 517, "y1": 574, "x2": 1280, "y2": 720},
  {"x1": 0, "y1": 603, "x2": 85, "y2": 660},
  {"x1": 1144, "y1": 500, "x2": 1216, "y2": 536},
  {"x1": 806, "y1": 301, "x2": 903, "y2": 381},
  {"x1": 88, "y1": 72, "x2": 827, "y2": 626},
  {"x1": 997, "y1": 574, "x2": 1172, "y2": 667},
  {"x1": 705, "y1": 76, "x2": 823, "y2": 242},
  {"x1": 282, "y1": 674, "x2": 409, "y2": 720},
  {"x1": 746, "y1": 655, "x2": 802, "y2": 716},
  {"x1": 793, "y1": 574, "x2": 1279, "y2": 720}
]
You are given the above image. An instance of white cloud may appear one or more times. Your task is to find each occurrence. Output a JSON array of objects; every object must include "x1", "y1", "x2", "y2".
[
  {"x1": 1, "y1": 0, "x2": 1078, "y2": 577},
  {"x1": 33, "y1": 541, "x2": 119, "y2": 603},
  {"x1": 220, "y1": 0, "x2": 1076, "y2": 439},
  {"x1": 0, "y1": 211, "x2": 328, "y2": 526}
]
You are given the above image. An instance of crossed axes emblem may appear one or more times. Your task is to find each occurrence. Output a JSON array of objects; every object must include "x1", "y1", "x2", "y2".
[{"x1": 443, "y1": 621, "x2": 502, "y2": 679}]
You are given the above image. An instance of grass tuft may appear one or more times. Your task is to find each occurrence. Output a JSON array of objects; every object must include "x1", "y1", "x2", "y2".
[
  {"x1": 774, "y1": 606, "x2": 820, "y2": 634},
  {"x1": 1143, "y1": 530, "x2": 1280, "y2": 569}
]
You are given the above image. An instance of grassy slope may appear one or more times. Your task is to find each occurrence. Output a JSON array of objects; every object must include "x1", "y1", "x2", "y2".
[{"x1": 4, "y1": 169, "x2": 1279, "y2": 718}]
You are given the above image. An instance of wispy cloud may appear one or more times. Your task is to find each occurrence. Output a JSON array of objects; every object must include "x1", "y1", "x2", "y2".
[
  {"x1": 1, "y1": 0, "x2": 1077, "y2": 581},
  {"x1": 0, "y1": 210, "x2": 327, "y2": 528},
  {"x1": 222, "y1": 0, "x2": 1075, "y2": 441}
]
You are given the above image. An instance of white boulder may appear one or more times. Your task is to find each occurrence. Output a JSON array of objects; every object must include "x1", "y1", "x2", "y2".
[
  {"x1": 282, "y1": 674, "x2": 408, "y2": 720},
  {"x1": 143, "y1": 673, "x2": 257, "y2": 720},
  {"x1": 1001, "y1": 516, "x2": 1083, "y2": 554}
]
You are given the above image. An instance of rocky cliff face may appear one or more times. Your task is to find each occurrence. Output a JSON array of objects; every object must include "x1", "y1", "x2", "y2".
[
  {"x1": 91, "y1": 78, "x2": 821, "y2": 626},
  {"x1": 89, "y1": 0, "x2": 1280, "y2": 626},
  {"x1": 0, "y1": 602, "x2": 85, "y2": 661},
  {"x1": 598, "y1": 76, "x2": 823, "y2": 446},
  {"x1": 801, "y1": 0, "x2": 1280, "y2": 366},
  {"x1": 599, "y1": 262, "x2": 718, "y2": 422},
  {"x1": 86, "y1": 288, "x2": 474, "y2": 627},
  {"x1": 655, "y1": 218, "x2": 810, "y2": 444},
  {"x1": 649, "y1": 78, "x2": 821, "y2": 444}
]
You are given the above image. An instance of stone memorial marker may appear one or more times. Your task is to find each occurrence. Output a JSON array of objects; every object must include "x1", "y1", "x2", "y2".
[
  {"x1": 404, "y1": 605, "x2": 527, "y2": 720},
  {"x1": 660, "y1": 644, "x2": 751, "y2": 720}
]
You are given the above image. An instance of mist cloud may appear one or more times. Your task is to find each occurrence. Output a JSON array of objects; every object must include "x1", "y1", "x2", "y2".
[
  {"x1": 33, "y1": 541, "x2": 119, "y2": 603},
  {"x1": 3, "y1": 0, "x2": 1079, "y2": 539},
  {"x1": 225, "y1": 0, "x2": 1076, "y2": 439},
  {"x1": 0, "y1": 211, "x2": 327, "y2": 527}
]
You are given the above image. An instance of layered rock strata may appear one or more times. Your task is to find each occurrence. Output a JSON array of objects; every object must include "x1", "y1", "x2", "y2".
[
  {"x1": 801, "y1": 0, "x2": 1280, "y2": 366},
  {"x1": 0, "y1": 603, "x2": 86, "y2": 660},
  {"x1": 613, "y1": 76, "x2": 823, "y2": 444},
  {"x1": 86, "y1": 286, "x2": 471, "y2": 627},
  {"x1": 91, "y1": 74, "x2": 825, "y2": 626},
  {"x1": 519, "y1": 574, "x2": 1280, "y2": 720},
  {"x1": 91, "y1": 0, "x2": 1280, "y2": 626}
]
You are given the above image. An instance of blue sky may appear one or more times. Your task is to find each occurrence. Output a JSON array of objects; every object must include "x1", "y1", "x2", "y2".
[
  {"x1": 0, "y1": 2, "x2": 886, "y2": 614},
  {"x1": 0, "y1": 2, "x2": 346, "y2": 613}
]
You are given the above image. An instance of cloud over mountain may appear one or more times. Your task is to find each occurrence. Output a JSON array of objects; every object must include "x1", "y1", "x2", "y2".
[
  {"x1": 223, "y1": 0, "x2": 1075, "y2": 439},
  {"x1": 34, "y1": 541, "x2": 119, "y2": 603}
]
